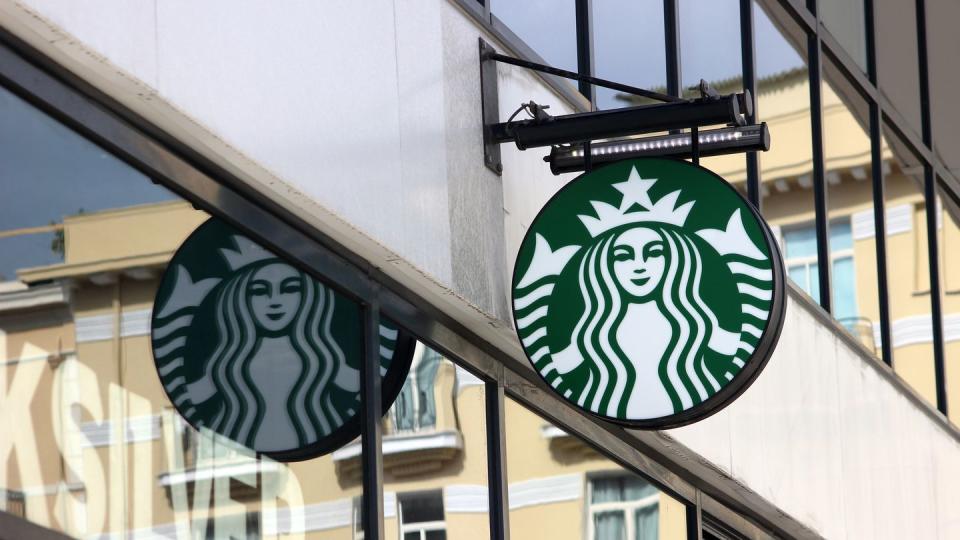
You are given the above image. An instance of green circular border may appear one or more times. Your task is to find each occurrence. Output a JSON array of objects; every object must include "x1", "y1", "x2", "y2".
[
  {"x1": 510, "y1": 157, "x2": 786, "y2": 429},
  {"x1": 150, "y1": 217, "x2": 416, "y2": 462}
]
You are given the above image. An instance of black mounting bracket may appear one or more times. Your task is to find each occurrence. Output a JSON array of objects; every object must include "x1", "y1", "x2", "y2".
[
  {"x1": 480, "y1": 37, "x2": 755, "y2": 175},
  {"x1": 480, "y1": 38, "x2": 502, "y2": 175}
]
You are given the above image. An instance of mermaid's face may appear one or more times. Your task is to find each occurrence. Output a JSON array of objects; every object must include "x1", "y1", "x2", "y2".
[
  {"x1": 612, "y1": 227, "x2": 666, "y2": 299},
  {"x1": 248, "y1": 262, "x2": 303, "y2": 332}
]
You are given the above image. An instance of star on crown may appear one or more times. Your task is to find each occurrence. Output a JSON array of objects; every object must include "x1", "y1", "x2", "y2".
[
  {"x1": 220, "y1": 235, "x2": 277, "y2": 271},
  {"x1": 577, "y1": 167, "x2": 694, "y2": 237}
]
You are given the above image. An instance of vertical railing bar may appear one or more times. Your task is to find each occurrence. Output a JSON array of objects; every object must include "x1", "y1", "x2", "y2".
[
  {"x1": 740, "y1": 0, "x2": 761, "y2": 209},
  {"x1": 576, "y1": 0, "x2": 594, "y2": 172},
  {"x1": 863, "y1": 0, "x2": 893, "y2": 366},
  {"x1": 360, "y1": 287, "x2": 385, "y2": 540},
  {"x1": 485, "y1": 378, "x2": 510, "y2": 540},
  {"x1": 575, "y1": 0, "x2": 595, "y2": 104},
  {"x1": 915, "y1": 0, "x2": 932, "y2": 148},
  {"x1": 870, "y1": 105, "x2": 893, "y2": 366},
  {"x1": 691, "y1": 126, "x2": 700, "y2": 166},
  {"x1": 664, "y1": 0, "x2": 683, "y2": 101},
  {"x1": 807, "y1": 2, "x2": 832, "y2": 314},
  {"x1": 863, "y1": 0, "x2": 878, "y2": 85},
  {"x1": 685, "y1": 489, "x2": 703, "y2": 540},
  {"x1": 924, "y1": 165, "x2": 947, "y2": 414},
  {"x1": 914, "y1": 0, "x2": 947, "y2": 415}
]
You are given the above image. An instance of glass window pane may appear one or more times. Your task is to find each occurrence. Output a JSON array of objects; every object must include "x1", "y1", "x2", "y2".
[
  {"x1": 927, "y1": 0, "x2": 960, "y2": 176},
  {"x1": 384, "y1": 349, "x2": 488, "y2": 540},
  {"x1": 679, "y1": 0, "x2": 746, "y2": 185},
  {"x1": 592, "y1": 0, "x2": 666, "y2": 110},
  {"x1": 752, "y1": 1, "x2": 819, "y2": 306},
  {"x1": 936, "y1": 179, "x2": 959, "y2": 425},
  {"x1": 506, "y1": 395, "x2": 687, "y2": 539},
  {"x1": 875, "y1": 0, "x2": 923, "y2": 135},
  {"x1": 591, "y1": 476, "x2": 658, "y2": 505},
  {"x1": 820, "y1": 61, "x2": 880, "y2": 351},
  {"x1": 784, "y1": 226, "x2": 817, "y2": 258},
  {"x1": 393, "y1": 345, "x2": 444, "y2": 432},
  {"x1": 399, "y1": 490, "x2": 445, "y2": 523},
  {"x1": 830, "y1": 220, "x2": 853, "y2": 251},
  {"x1": 788, "y1": 265, "x2": 808, "y2": 289},
  {"x1": 0, "y1": 81, "x2": 373, "y2": 539},
  {"x1": 680, "y1": 0, "x2": 742, "y2": 99},
  {"x1": 0, "y1": 87, "x2": 174, "y2": 280},
  {"x1": 942, "y1": 188, "x2": 960, "y2": 296},
  {"x1": 490, "y1": 0, "x2": 577, "y2": 72},
  {"x1": 819, "y1": 0, "x2": 868, "y2": 72},
  {"x1": 832, "y1": 256, "x2": 858, "y2": 325},
  {"x1": 882, "y1": 127, "x2": 937, "y2": 405},
  {"x1": 635, "y1": 505, "x2": 660, "y2": 540},
  {"x1": 594, "y1": 510, "x2": 626, "y2": 540}
]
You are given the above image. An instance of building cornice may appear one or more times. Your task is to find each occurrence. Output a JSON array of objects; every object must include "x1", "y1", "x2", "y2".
[{"x1": 0, "y1": 281, "x2": 70, "y2": 313}]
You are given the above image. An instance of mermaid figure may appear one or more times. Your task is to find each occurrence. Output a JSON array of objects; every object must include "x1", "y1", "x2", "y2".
[{"x1": 180, "y1": 258, "x2": 359, "y2": 451}]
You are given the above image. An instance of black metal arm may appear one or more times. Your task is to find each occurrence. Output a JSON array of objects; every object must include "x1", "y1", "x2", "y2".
[{"x1": 483, "y1": 50, "x2": 685, "y2": 104}]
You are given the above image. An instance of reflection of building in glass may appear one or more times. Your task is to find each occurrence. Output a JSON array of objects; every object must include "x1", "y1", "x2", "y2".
[{"x1": 0, "y1": 203, "x2": 685, "y2": 538}]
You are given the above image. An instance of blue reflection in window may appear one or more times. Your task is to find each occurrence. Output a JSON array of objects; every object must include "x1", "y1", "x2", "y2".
[
  {"x1": 783, "y1": 219, "x2": 858, "y2": 331},
  {"x1": 490, "y1": 0, "x2": 577, "y2": 72},
  {"x1": 0, "y1": 85, "x2": 174, "y2": 279}
]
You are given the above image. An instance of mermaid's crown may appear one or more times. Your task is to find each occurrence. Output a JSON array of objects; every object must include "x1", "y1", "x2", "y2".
[{"x1": 578, "y1": 167, "x2": 694, "y2": 237}]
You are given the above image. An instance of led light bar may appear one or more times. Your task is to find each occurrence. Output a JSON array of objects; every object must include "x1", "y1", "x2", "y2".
[
  {"x1": 543, "y1": 123, "x2": 770, "y2": 175},
  {"x1": 492, "y1": 93, "x2": 750, "y2": 151}
]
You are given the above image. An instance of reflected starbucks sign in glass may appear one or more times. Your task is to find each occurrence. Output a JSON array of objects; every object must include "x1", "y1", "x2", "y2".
[
  {"x1": 512, "y1": 158, "x2": 785, "y2": 428},
  {"x1": 152, "y1": 218, "x2": 414, "y2": 461}
]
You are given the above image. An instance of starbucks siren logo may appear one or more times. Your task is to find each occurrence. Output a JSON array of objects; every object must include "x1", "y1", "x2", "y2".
[
  {"x1": 152, "y1": 218, "x2": 413, "y2": 460},
  {"x1": 512, "y1": 158, "x2": 784, "y2": 428}
]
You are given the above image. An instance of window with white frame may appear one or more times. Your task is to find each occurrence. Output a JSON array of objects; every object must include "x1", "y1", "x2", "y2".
[
  {"x1": 782, "y1": 218, "x2": 858, "y2": 330},
  {"x1": 391, "y1": 345, "x2": 443, "y2": 433},
  {"x1": 588, "y1": 475, "x2": 660, "y2": 540},
  {"x1": 398, "y1": 490, "x2": 446, "y2": 540}
]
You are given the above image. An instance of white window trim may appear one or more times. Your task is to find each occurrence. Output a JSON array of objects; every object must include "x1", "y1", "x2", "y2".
[
  {"x1": 586, "y1": 476, "x2": 659, "y2": 540},
  {"x1": 399, "y1": 520, "x2": 446, "y2": 540},
  {"x1": 398, "y1": 490, "x2": 446, "y2": 540}
]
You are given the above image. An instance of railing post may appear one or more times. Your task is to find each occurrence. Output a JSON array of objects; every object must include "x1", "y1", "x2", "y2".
[{"x1": 360, "y1": 287, "x2": 384, "y2": 539}]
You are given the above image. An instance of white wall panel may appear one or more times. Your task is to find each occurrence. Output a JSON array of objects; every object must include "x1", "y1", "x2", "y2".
[
  {"x1": 155, "y1": 1, "x2": 407, "y2": 257},
  {"x1": 438, "y1": 3, "x2": 508, "y2": 317},
  {"x1": 933, "y1": 427, "x2": 960, "y2": 539},
  {"x1": 672, "y1": 296, "x2": 959, "y2": 539},
  {"x1": 394, "y1": 0, "x2": 454, "y2": 283},
  {"x1": 23, "y1": 0, "x2": 158, "y2": 87}
]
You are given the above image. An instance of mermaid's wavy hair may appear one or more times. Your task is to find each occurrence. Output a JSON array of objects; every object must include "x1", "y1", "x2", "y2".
[
  {"x1": 571, "y1": 224, "x2": 722, "y2": 417},
  {"x1": 205, "y1": 261, "x2": 346, "y2": 447}
]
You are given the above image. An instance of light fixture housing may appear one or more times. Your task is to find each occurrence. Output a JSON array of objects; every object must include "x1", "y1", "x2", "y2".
[
  {"x1": 544, "y1": 123, "x2": 770, "y2": 175},
  {"x1": 490, "y1": 93, "x2": 752, "y2": 151}
]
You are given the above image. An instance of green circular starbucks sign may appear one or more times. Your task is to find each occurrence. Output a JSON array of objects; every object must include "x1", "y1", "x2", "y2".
[
  {"x1": 151, "y1": 218, "x2": 414, "y2": 461},
  {"x1": 512, "y1": 158, "x2": 785, "y2": 428}
]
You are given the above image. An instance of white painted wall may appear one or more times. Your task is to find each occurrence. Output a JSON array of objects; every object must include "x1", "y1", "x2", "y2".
[
  {"x1": 2, "y1": 0, "x2": 580, "y2": 319},
  {"x1": 3, "y1": 1, "x2": 960, "y2": 538},
  {"x1": 669, "y1": 295, "x2": 960, "y2": 539}
]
